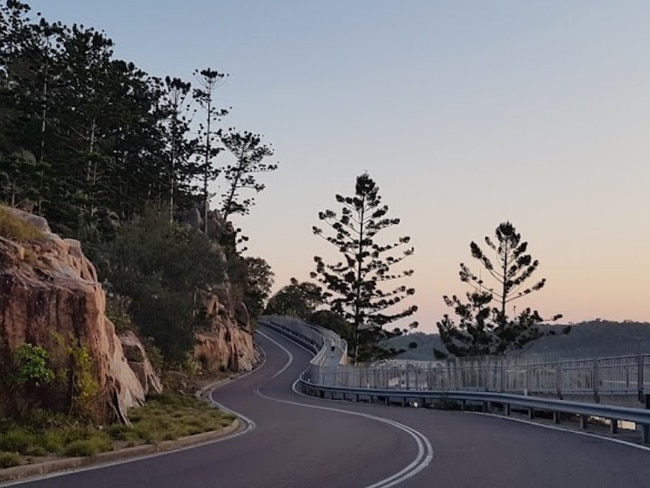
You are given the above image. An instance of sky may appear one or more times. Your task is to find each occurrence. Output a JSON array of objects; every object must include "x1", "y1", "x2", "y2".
[{"x1": 25, "y1": 0, "x2": 650, "y2": 332}]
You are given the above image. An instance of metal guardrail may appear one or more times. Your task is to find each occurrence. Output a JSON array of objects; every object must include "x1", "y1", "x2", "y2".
[
  {"x1": 260, "y1": 317, "x2": 650, "y2": 444},
  {"x1": 260, "y1": 316, "x2": 348, "y2": 366}
]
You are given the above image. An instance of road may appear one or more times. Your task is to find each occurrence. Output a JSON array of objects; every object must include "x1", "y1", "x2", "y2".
[{"x1": 6, "y1": 326, "x2": 650, "y2": 488}]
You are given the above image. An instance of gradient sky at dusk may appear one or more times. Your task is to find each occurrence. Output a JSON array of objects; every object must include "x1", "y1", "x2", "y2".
[{"x1": 27, "y1": 1, "x2": 650, "y2": 332}]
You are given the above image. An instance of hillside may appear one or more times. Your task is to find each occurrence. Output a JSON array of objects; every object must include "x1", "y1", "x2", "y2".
[{"x1": 388, "y1": 320, "x2": 650, "y2": 361}]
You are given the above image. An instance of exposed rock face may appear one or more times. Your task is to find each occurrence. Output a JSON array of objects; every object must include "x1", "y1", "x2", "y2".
[
  {"x1": 193, "y1": 285, "x2": 259, "y2": 373},
  {"x1": 177, "y1": 204, "x2": 260, "y2": 374},
  {"x1": 0, "y1": 207, "x2": 162, "y2": 422}
]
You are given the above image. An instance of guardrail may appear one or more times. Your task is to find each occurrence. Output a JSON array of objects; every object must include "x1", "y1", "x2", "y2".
[
  {"x1": 260, "y1": 318, "x2": 650, "y2": 444},
  {"x1": 261, "y1": 315, "x2": 348, "y2": 366},
  {"x1": 298, "y1": 381, "x2": 650, "y2": 443}
]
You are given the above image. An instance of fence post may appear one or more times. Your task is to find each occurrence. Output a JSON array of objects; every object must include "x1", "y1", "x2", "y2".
[
  {"x1": 638, "y1": 355, "x2": 645, "y2": 402},
  {"x1": 593, "y1": 359, "x2": 600, "y2": 403}
]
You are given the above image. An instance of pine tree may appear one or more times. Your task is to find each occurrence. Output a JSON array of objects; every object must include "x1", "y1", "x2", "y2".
[
  {"x1": 437, "y1": 221, "x2": 566, "y2": 357},
  {"x1": 311, "y1": 173, "x2": 418, "y2": 363},
  {"x1": 192, "y1": 68, "x2": 229, "y2": 232}
]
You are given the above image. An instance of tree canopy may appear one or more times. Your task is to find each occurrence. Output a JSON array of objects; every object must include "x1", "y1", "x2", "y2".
[
  {"x1": 311, "y1": 173, "x2": 418, "y2": 363},
  {"x1": 436, "y1": 221, "x2": 566, "y2": 357}
]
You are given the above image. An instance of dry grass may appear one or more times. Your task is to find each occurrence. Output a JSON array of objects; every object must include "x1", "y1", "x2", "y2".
[{"x1": 0, "y1": 207, "x2": 44, "y2": 242}]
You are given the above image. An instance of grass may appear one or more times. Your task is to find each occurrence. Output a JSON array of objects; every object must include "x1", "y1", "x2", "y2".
[
  {"x1": 0, "y1": 393, "x2": 235, "y2": 468},
  {"x1": 0, "y1": 206, "x2": 45, "y2": 242},
  {"x1": 0, "y1": 452, "x2": 20, "y2": 469}
]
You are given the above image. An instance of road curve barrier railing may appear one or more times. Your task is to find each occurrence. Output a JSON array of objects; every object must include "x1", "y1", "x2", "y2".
[
  {"x1": 259, "y1": 315, "x2": 348, "y2": 366},
  {"x1": 258, "y1": 317, "x2": 650, "y2": 444}
]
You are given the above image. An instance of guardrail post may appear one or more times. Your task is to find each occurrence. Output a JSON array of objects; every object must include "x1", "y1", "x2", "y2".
[
  {"x1": 593, "y1": 359, "x2": 600, "y2": 403},
  {"x1": 499, "y1": 359, "x2": 505, "y2": 393},
  {"x1": 642, "y1": 424, "x2": 650, "y2": 444},
  {"x1": 504, "y1": 403, "x2": 511, "y2": 416},
  {"x1": 610, "y1": 419, "x2": 618, "y2": 434},
  {"x1": 553, "y1": 411, "x2": 560, "y2": 424},
  {"x1": 580, "y1": 415, "x2": 588, "y2": 429},
  {"x1": 637, "y1": 355, "x2": 644, "y2": 402}
]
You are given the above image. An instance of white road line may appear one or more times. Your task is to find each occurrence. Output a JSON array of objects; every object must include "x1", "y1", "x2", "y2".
[
  {"x1": 257, "y1": 330, "x2": 293, "y2": 379},
  {"x1": 473, "y1": 411, "x2": 650, "y2": 453},
  {"x1": 260, "y1": 325, "x2": 650, "y2": 456},
  {"x1": 257, "y1": 328, "x2": 434, "y2": 488}
]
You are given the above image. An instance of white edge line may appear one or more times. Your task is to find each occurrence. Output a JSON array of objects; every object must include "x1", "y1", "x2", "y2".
[
  {"x1": 473, "y1": 411, "x2": 650, "y2": 452},
  {"x1": 260, "y1": 324, "x2": 650, "y2": 455},
  {"x1": 256, "y1": 326, "x2": 434, "y2": 488}
]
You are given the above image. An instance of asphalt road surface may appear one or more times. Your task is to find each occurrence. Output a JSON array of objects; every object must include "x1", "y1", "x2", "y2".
[{"x1": 6, "y1": 326, "x2": 650, "y2": 488}]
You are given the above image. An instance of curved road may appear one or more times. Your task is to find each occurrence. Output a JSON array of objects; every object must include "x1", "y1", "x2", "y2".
[{"x1": 6, "y1": 326, "x2": 650, "y2": 488}]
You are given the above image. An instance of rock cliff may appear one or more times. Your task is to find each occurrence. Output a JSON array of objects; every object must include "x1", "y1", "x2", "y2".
[
  {"x1": 177, "y1": 205, "x2": 261, "y2": 374},
  {"x1": 194, "y1": 284, "x2": 259, "y2": 373},
  {"x1": 0, "y1": 207, "x2": 161, "y2": 422}
]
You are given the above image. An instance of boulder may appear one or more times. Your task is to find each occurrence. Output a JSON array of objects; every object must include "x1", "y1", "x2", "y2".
[{"x1": 0, "y1": 207, "x2": 162, "y2": 423}]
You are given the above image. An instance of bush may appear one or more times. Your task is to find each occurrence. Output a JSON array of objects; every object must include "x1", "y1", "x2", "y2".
[
  {"x1": 0, "y1": 207, "x2": 44, "y2": 242},
  {"x1": 62, "y1": 437, "x2": 112, "y2": 457},
  {"x1": 41, "y1": 430, "x2": 66, "y2": 454},
  {"x1": 0, "y1": 452, "x2": 20, "y2": 469},
  {"x1": 0, "y1": 429, "x2": 33, "y2": 454}
]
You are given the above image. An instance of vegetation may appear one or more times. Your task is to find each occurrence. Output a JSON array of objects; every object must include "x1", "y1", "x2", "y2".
[
  {"x1": 436, "y1": 222, "x2": 566, "y2": 357},
  {"x1": 311, "y1": 173, "x2": 418, "y2": 363},
  {"x1": 265, "y1": 278, "x2": 325, "y2": 318},
  {"x1": 233, "y1": 256, "x2": 275, "y2": 322},
  {"x1": 0, "y1": 392, "x2": 234, "y2": 465},
  {"x1": 0, "y1": 206, "x2": 44, "y2": 241},
  {"x1": 0, "y1": 0, "x2": 276, "y2": 429},
  {"x1": 96, "y1": 209, "x2": 226, "y2": 369}
]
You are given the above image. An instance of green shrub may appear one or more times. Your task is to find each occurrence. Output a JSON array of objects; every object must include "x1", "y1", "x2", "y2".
[
  {"x1": 0, "y1": 429, "x2": 33, "y2": 454},
  {"x1": 62, "y1": 437, "x2": 111, "y2": 457},
  {"x1": 24, "y1": 445, "x2": 47, "y2": 457},
  {"x1": 0, "y1": 452, "x2": 20, "y2": 469},
  {"x1": 105, "y1": 424, "x2": 139, "y2": 442},
  {"x1": 63, "y1": 428, "x2": 92, "y2": 443},
  {"x1": 21, "y1": 409, "x2": 68, "y2": 432},
  {"x1": 41, "y1": 430, "x2": 66, "y2": 454},
  {"x1": 0, "y1": 207, "x2": 44, "y2": 242}
]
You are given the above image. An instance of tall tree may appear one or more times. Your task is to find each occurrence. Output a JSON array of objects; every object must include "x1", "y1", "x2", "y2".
[
  {"x1": 437, "y1": 221, "x2": 566, "y2": 357},
  {"x1": 192, "y1": 68, "x2": 229, "y2": 232},
  {"x1": 311, "y1": 173, "x2": 418, "y2": 363},
  {"x1": 158, "y1": 76, "x2": 195, "y2": 220}
]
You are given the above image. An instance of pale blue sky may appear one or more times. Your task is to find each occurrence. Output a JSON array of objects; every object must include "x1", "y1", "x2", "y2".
[{"x1": 27, "y1": 1, "x2": 650, "y2": 331}]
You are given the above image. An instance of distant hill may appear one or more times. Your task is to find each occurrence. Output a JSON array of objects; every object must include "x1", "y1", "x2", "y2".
[{"x1": 386, "y1": 320, "x2": 650, "y2": 361}]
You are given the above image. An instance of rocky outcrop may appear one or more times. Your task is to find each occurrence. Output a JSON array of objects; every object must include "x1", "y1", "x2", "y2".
[
  {"x1": 176, "y1": 205, "x2": 260, "y2": 374},
  {"x1": 0, "y1": 207, "x2": 161, "y2": 422},
  {"x1": 193, "y1": 284, "x2": 259, "y2": 373}
]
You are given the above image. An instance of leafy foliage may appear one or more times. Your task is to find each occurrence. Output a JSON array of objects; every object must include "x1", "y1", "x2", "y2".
[
  {"x1": 310, "y1": 173, "x2": 418, "y2": 363},
  {"x1": 265, "y1": 278, "x2": 325, "y2": 318},
  {"x1": 96, "y1": 208, "x2": 225, "y2": 368},
  {"x1": 0, "y1": 3, "x2": 277, "y2": 241},
  {"x1": 10, "y1": 343, "x2": 54, "y2": 387},
  {"x1": 437, "y1": 221, "x2": 566, "y2": 357},
  {"x1": 219, "y1": 129, "x2": 277, "y2": 219},
  {"x1": 237, "y1": 256, "x2": 274, "y2": 321}
]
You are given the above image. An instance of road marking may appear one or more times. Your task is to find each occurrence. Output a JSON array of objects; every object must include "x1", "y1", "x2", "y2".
[
  {"x1": 473, "y1": 411, "x2": 650, "y2": 452},
  {"x1": 257, "y1": 328, "x2": 434, "y2": 488},
  {"x1": 256, "y1": 330, "x2": 293, "y2": 379}
]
